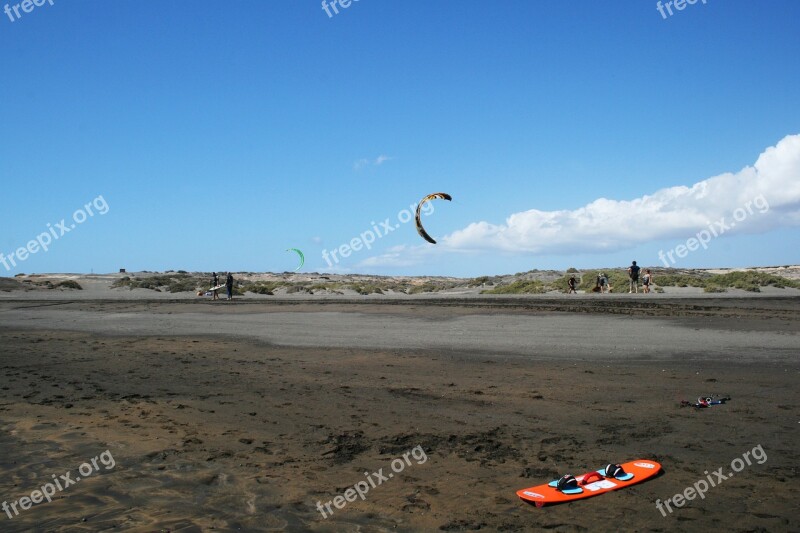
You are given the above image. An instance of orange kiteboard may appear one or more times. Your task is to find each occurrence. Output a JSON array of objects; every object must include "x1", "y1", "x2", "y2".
[{"x1": 516, "y1": 459, "x2": 662, "y2": 507}]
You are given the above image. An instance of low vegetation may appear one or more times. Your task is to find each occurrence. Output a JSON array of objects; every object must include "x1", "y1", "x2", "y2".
[
  {"x1": 111, "y1": 273, "x2": 202, "y2": 293},
  {"x1": 407, "y1": 280, "x2": 460, "y2": 294},
  {"x1": 349, "y1": 283, "x2": 385, "y2": 295},
  {"x1": 482, "y1": 280, "x2": 548, "y2": 294},
  {"x1": 576, "y1": 271, "x2": 631, "y2": 292},
  {"x1": 22, "y1": 279, "x2": 83, "y2": 290},
  {"x1": 103, "y1": 269, "x2": 799, "y2": 296},
  {"x1": 706, "y1": 271, "x2": 800, "y2": 290},
  {"x1": 652, "y1": 273, "x2": 709, "y2": 288},
  {"x1": 56, "y1": 280, "x2": 83, "y2": 290},
  {"x1": 482, "y1": 269, "x2": 800, "y2": 294},
  {"x1": 240, "y1": 281, "x2": 286, "y2": 295}
]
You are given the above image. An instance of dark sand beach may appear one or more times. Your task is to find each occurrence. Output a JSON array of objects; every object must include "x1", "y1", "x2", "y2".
[{"x1": 1, "y1": 294, "x2": 798, "y2": 532}]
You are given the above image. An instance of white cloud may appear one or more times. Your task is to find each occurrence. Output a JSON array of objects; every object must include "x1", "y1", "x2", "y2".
[
  {"x1": 358, "y1": 245, "x2": 422, "y2": 268},
  {"x1": 374, "y1": 154, "x2": 393, "y2": 166},
  {"x1": 354, "y1": 155, "x2": 394, "y2": 171},
  {"x1": 358, "y1": 134, "x2": 800, "y2": 268},
  {"x1": 443, "y1": 134, "x2": 800, "y2": 253}
]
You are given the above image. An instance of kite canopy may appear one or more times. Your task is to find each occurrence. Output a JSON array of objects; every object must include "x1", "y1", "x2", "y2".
[
  {"x1": 286, "y1": 248, "x2": 305, "y2": 271},
  {"x1": 415, "y1": 192, "x2": 452, "y2": 244}
]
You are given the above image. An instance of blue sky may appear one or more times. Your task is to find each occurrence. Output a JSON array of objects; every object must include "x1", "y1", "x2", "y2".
[{"x1": 2, "y1": 0, "x2": 799, "y2": 277}]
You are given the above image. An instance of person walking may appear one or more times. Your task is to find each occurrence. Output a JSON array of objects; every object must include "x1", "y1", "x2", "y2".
[
  {"x1": 225, "y1": 272, "x2": 234, "y2": 301},
  {"x1": 627, "y1": 261, "x2": 641, "y2": 293},
  {"x1": 568, "y1": 276, "x2": 577, "y2": 294},
  {"x1": 211, "y1": 272, "x2": 219, "y2": 301}
]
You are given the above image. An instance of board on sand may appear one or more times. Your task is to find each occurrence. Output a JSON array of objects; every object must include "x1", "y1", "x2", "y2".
[{"x1": 516, "y1": 459, "x2": 661, "y2": 507}]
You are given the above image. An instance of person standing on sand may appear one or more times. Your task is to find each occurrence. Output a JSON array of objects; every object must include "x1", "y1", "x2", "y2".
[
  {"x1": 211, "y1": 272, "x2": 219, "y2": 301},
  {"x1": 568, "y1": 276, "x2": 577, "y2": 294},
  {"x1": 226, "y1": 272, "x2": 234, "y2": 301},
  {"x1": 627, "y1": 261, "x2": 640, "y2": 293},
  {"x1": 600, "y1": 273, "x2": 610, "y2": 293},
  {"x1": 642, "y1": 269, "x2": 653, "y2": 293}
]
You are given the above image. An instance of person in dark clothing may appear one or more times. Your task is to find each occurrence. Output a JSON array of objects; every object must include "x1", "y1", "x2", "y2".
[
  {"x1": 627, "y1": 261, "x2": 641, "y2": 293},
  {"x1": 225, "y1": 272, "x2": 234, "y2": 301},
  {"x1": 568, "y1": 276, "x2": 577, "y2": 294},
  {"x1": 211, "y1": 272, "x2": 219, "y2": 301}
]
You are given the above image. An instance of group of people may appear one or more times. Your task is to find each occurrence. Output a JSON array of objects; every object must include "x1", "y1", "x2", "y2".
[
  {"x1": 211, "y1": 272, "x2": 235, "y2": 301},
  {"x1": 627, "y1": 261, "x2": 653, "y2": 294},
  {"x1": 567, "y1": 261, "x2": 654, "y2": 294}
]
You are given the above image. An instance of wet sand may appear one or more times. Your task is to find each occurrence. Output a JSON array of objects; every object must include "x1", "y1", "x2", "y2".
[{"x1": 0, "y1": 297, "x2": 798, "y2": 532}]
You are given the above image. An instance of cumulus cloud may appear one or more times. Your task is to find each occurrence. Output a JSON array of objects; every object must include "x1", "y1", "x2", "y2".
[
  {"x1": 444, "y1": 134, "x2": 800, "y2": 253},
  {"x1": 358, "y1": 134, "x2": 800, "y2": 267}
]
